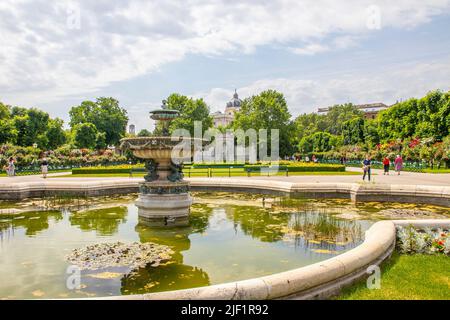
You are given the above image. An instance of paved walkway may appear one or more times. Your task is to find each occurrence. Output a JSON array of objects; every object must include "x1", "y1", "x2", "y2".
[{"x1": 0, "y1": 169, "x2": 448, "y2": 186}]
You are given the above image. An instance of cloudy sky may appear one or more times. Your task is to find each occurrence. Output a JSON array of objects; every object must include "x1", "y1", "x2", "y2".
[{"x1": 0, "y1": 0, "x2": 449, "y2": 131}]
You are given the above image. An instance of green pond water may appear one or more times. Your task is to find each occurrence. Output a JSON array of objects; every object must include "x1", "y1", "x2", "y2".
[{"x1": 0, "y1": 192, "x2": 448, "y2": 299}]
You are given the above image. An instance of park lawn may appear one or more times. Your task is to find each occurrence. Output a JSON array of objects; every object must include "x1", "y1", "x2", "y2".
[
  {"x1": 338, "y1": 253, "x2": 450, "y2": 300},
  {"x1": 52, "y1": 170, "x2": 361, "y2": 178},
  {"x1": 0, "y1": 169, "x2": 70, "y2": 177},
  {"x1": 422, "y1": 168, "x2": 450, "y2": 174}
]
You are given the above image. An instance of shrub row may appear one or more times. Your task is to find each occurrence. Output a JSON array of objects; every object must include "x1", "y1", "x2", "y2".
[
  {"x1": 243, "y1": 163, "x2": 345, "y2": 172},
  {"x1": 72, "y1": 162, "x2": 345, "y2": 174},
  {"x1": 72, "y1": 164, "x2": 143, "y2": 174}
]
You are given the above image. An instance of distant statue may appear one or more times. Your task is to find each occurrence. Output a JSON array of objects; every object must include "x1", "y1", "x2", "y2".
[
  {"x1": 167, "y1": 161, "x2": 184, "y2": 182},
  {"x1": 144, "y1": 159, "x2": 159, "y2": 182},
  {"x1": 161, "y1": 100, "x2": 167, "y2": 109}
]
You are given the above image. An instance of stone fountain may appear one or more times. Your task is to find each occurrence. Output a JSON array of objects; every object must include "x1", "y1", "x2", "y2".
[{"x1": 120, "y1": 100, "x2": 196, "y2": 227}]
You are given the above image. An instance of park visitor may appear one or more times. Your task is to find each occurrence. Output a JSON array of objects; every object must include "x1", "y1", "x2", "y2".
[
  {"x1": 383, "y1": 156, "x2": 390, "y2": 175},
  {"x1": 7, "y1": 157, "x2": 15, "y2": 177},
  {"x1": 41, "y1": 157, "x2": 49, "y2": 178},
  {"x1": 394, "y1": 155, "x2": 403, "y2": 175},
  {"x1": 362, "y1": 156, "x2": 371, "y2": 181}
]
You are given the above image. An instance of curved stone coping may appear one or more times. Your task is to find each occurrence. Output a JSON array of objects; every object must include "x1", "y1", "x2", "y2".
[
  {"x1": 0, "y1": 178, "x2": 449, "y2": 206},
  {"x1": 95, "y1": 220, "x2": 396, "y2": 300},
  {"x1": 92, "y1": 219, "x2": 449, "y2": 300}
]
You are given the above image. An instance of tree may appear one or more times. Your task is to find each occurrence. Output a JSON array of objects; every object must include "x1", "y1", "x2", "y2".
[
  {"x1": 298, "y1": 132, "x2": 341, "y2": 153},
  {"x1": 294, "y1": 103, "x2": 364, "y2": 143},
  {"x1": 137, "y1": 129, "x2": 152, "y2": 137},
  {"x1": 363, "y1": 120, "x2": 380, "y2": 147},
  {"x1": 69, "y1": 97, "x2": 128, "y2": 146},
  {"x1": 95, "y1": 132, "x2": 107, "y2": 150},
  {"x1": 74, "y1": 123, "x2": 98, "y2": 149},
  {"x1": 233, "y1": 90, "x2": 295, "y2": 157},
  {"x1": 342, "y1": 117, "x2": 365, "y2": 145},
  {"x1": 13, "y1": 107, "x2": 49, "y2": 147},
  {"x1": 45, "y1": 118, "x2": 67, "y2": 150},
  {"x1": 0, "y1": 102, "x2": 17, "y2": 144},
  {"x1": 325, "y1": 104, "x2": 364, "y2": 135},
  {"x1": 154, "y1": 94, "x2": 212, "y2": 136}
]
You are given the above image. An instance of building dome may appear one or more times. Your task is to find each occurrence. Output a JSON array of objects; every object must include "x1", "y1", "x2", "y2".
[{"x1": 227, "y1": 89, "x2": 242, "y2": 109}]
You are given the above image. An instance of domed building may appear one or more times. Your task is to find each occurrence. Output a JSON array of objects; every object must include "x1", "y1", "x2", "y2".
[{"x1": 212, "y1": 90, "x2": 242, "y2": 128}]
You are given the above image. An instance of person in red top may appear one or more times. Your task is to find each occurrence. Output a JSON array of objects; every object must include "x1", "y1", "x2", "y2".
[{"x1": 382, "y1": 156, "x2": 390, "y2": 175}]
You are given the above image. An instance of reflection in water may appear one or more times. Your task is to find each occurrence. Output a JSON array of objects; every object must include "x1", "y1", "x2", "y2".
[
  {"x1": 2, "y1": 193, "x2": 447, "y2": 299},
  {"x1": 0, "y1": 211, "x2": 63, "y2": 238},
  {"x1": 69, "y1": 207, "x2": 127, "y2": 236},
  {"x1": 127, "y1": 207, "x2": 212, "y2": 294},
  {"x1": 121, "y1": 263, "x2": 210, "y2": 294}
]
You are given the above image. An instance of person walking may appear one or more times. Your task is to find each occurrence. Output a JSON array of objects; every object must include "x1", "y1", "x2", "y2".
[
  {"x1": 7, "y1": 157, "x2": 15, "y2": 177},
  {"x1": 394, "y1": 155, "x2": 403, "y2": 175},
  {"x1": 41, "y1": 157, "x2": 49, "y2": 179},
  {"x1": 382, "y1": 156, "x2": 390, "y2": 175},
  {"x1": 362, "y1": 156, "x2": 371, "y2": 182}
]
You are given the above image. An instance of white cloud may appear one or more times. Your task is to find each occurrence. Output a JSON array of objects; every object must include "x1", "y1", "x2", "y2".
[
  {"x1": 291, "y1": 43, "x2": 330, "y2": 55},
  {"x1": 0, "y1": 0, "x2": 449, "y2": 106},
  {"x1": 196, "y1": 57, "x2": 450, "y2": 116}
]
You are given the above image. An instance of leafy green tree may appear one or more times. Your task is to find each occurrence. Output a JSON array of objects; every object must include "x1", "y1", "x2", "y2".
[
  {"x1": 74, "y1": 123, "x2": 98, "y2": 149},
  {"x1": 0, "y1": 102, "x2": 17, "y2": 144},
  {"x1": 137, "y1": 129, "x2": 152, "y2": 137},
  {"x1": 298, "y1": 132, "x2": 341, "y2": 153},
  {"x1": 363, "y1": 120, "x2": 380, "y2": 147},
  {"x1": 233, "y1": 90, "x2": 295, "y2": 157},
  {"x1": 13, "y1": 107, "x2": 49, "y2": 147},
  {"x1": 325, "y1": 104, "x2": 364, "y2": 135},
  {"x1": 95, "y1": 132, "x2": 107, "y2": 150},
  {"x1": 294, "y1": 113, "x2": 328, "y2": 141},
  {"x1": 45, "y1": 118, "x2": 67, "y2": 150},
  {"x1": 294, "y1": 103, "x2": 363, "y2": 143},
  {"x1": 342, "y1": 117, "x2": 365, "y2": 145},
  {"x1": 69, "y1": 97, "x2": 128, "y2": 146},
  {"x1": 154, "y1": 94, "x2": 212, "y2": 136}
]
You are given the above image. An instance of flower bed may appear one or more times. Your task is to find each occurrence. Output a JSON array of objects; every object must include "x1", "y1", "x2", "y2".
[{"x1": 397, "y1": 226, "x2": 450, "y2": 255}]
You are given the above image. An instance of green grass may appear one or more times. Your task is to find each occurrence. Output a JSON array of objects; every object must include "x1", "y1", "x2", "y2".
[
  {"x1": 338, "y1": 252, "x2": 450, "y2": 300},
  {"x1": 53, "y1": 170, "x2": 361, "y2": 178},
  {"x1": 422, "y1": 168, "x2": 450, "y2": 174},
  {"x1": 0, "y1": 169, "x2": 70, "y2": 177}
]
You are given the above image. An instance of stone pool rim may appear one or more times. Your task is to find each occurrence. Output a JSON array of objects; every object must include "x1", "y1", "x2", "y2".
[
  {"x1": 0, "y1": 178, "x2": 449, "y2": 207},
  {"x1": 86, "y1": 219, "x2": 450, "y2": 300},
  {"x1": 1, "y1": 178, "x2": 449, "y2": 300}
]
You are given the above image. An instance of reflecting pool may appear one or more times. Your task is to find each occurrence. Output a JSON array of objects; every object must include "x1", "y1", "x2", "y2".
[{"x1": 0, "y1": 192, "x2": 448, "y2": 299}]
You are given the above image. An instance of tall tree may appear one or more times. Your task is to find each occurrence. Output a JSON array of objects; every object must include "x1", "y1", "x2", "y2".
[
  {"x1": 73, "y1": 123, "x2": 98, "y2": 149},
  {"x1": 12, "y1": 108, "x2": 49, "y2": 147},
  {"x1": 233, "y1": 90, "x2": 295, "y2": 157},
  {"x1": 0, "y1": 102, "x2": 17, "y2": 144},
  {"x1": 69, "y1": 97, "x2": 128, "y2": 146},
  {"x1": 46, "y1": 118, "x2": 67, "y2": 150},
  {"x1": 154, "y1": 93, "x2": 212, "y2": 136}
]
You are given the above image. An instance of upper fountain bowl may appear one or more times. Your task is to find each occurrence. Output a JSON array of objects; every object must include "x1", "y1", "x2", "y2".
[{"x1": 149, "y1": 109, "x2": 180, "y2": 121}]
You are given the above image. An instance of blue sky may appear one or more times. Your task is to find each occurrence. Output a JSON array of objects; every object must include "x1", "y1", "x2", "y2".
[{"x1": 0, "y1": 0, "x2": 449, "y2": 131}]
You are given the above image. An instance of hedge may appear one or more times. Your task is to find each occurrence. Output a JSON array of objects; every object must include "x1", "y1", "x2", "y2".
[
  {"x1": 72, "y1": 162, "x2": 345, "y2": 174},
  {"x1": 192, "y1": 163, "x2": 246, "y2": 169},
  {"x1": 244, "y1": 163, "x2": 345, "y2": 172},
  {"x1": 72, "y1": 165, "x2": 143, "y2": 174}
]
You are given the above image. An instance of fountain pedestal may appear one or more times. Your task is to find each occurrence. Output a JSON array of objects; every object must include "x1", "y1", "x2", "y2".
[
  {"x1": 136, "y1": 181, "x2": 192, "y2": 227},
  {"x1": 120, "y1": 100, "x2": 203, "y2": 228}
]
